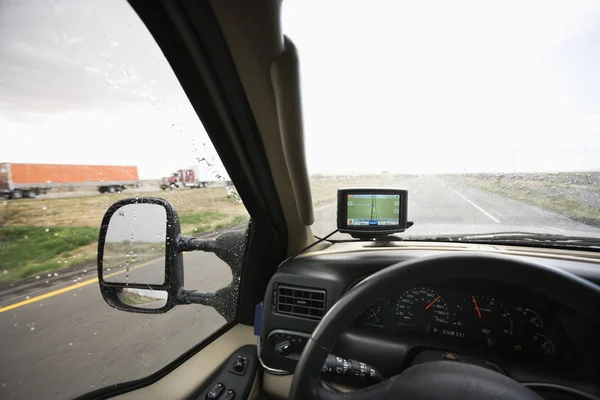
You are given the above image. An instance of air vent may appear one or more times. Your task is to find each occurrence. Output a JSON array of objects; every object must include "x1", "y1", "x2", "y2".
[{"x1": 275, "y1": 285, "x2": 326, "y2": 320}]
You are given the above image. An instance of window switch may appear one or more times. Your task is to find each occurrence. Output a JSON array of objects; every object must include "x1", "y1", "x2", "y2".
[
  {"x1": 206, "y1": 382, "x2": 225, "y2": 399},
  {"x1": 220, "y1": 389, "x2": 235, "y2": 400}
]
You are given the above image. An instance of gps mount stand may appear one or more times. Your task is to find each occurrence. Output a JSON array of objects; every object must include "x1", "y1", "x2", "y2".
[{"x1": 348, "y1": 221, "x2": 414, "y2": 240}]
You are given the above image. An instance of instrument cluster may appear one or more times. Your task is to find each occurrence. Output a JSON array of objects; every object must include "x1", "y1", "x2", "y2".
[{"x1": 355, "y1": 286, "x2": 566, "y2": 359}]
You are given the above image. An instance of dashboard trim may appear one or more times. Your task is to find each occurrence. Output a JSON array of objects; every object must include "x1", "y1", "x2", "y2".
[{"x1": 297, "y1": 241, "x2": 600, "y2": 265}]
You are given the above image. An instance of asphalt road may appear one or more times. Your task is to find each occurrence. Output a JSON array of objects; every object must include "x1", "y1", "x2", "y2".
[
  {"x1": 0, "y1": 251, "x2": 232, "y2": 400},
  {"x1": 2, "y1": 175, "x2": 600, "y2": 399}
]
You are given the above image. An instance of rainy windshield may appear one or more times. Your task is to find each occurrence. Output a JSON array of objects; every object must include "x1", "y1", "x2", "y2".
[
  {"x1": 283, "y1": 0, "x2": 600, "y2": 243},
  {"x1": 0, "y1": 1, "x2": 247, "y2": 399}
]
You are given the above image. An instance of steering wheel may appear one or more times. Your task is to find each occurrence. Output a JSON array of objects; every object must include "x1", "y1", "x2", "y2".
[{"x1": 289, "y1": 253, "x2": 600, "y2": 400}]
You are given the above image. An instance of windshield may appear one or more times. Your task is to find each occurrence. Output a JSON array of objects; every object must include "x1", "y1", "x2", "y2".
[{"x1": 284, "y1": 1, "x2": 600, "y2": 243}]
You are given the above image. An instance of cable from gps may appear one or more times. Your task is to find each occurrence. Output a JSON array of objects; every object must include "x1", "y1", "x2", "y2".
[{"x1": 277, "y1": 229, "x2": 339, "y2": 268}]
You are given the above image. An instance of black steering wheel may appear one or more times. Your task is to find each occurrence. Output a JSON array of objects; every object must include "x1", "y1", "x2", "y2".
[{"x1": 289, "y1": 253, "x2": 600, "y2": 400}]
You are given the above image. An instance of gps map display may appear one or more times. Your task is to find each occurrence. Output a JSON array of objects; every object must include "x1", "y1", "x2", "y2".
[{"x1": 347, "y1": 194, "x2": 400, "y2": 226}]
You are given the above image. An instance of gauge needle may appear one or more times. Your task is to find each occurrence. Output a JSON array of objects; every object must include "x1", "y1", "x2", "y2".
[
  {"x1": 370, "y1": 308, "x2": 377, "y2": 317},
  {"x1": 425, "y1": 296, "x2": 441, "y2": 311},
  {"x1": 530, "y1": 317, "x2": 538, "y2": 323},
  {"x1": 540, "y1": 341, "x2": 549, "y2": 348},
  {"x1": 472, "y1": 296, "x2": 482, "y2": 318}
]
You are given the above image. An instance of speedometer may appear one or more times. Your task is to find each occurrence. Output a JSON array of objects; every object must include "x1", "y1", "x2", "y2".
[{"x1": 395, "y1": 287, "x2": 449, "y2": 331}]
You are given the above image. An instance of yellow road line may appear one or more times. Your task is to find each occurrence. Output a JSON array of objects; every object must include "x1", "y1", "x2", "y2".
[
  {"x1": 0, "y1": 258, "x2": 161, "y2": 313},
  {"x1": 0, "y1": 277, "x2": 98, "y2": 313}
]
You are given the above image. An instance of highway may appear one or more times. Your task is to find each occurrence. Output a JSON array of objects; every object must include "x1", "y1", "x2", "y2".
[
  {"x1": 1, "y1": 175, "x2": 600, "y2": 399},
  {"x1": 313, "y1": 176, "x2": 600, "y2": 239}
]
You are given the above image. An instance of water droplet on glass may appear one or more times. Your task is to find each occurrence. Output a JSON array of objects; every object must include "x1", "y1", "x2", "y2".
[
  {"x1": 30, "y1": 327, "x2": 35, "y2": 331},
  {"x1": 45, "y1": 228, "x2": 49, "y2": 232}
]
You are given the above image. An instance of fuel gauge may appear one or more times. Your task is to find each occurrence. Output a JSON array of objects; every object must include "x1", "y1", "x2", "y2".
[
  {"x1": 532, "y1": 333, "x2": 555, "y2": 356},
  {"x1": 365, "y1": 304, "x2": 383, "y2": 326}
]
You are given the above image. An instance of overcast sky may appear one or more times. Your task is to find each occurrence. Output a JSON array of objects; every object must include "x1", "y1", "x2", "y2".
[{"x1": 1, "y1": 0, "x2": 599, "y2": 178}]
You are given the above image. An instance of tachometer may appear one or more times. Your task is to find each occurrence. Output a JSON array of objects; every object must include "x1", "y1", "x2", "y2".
[
  {"x1": 454, "y1": 295, "x2": 513, "y2": 346},
  {"x1": 395, "y1": 287, "x2": 449, "y2": 331}
]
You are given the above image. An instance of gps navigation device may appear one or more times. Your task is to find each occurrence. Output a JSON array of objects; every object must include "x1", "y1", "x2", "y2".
[{"x1": 337, "y1": 188, "x2": 408, "y2": 237}]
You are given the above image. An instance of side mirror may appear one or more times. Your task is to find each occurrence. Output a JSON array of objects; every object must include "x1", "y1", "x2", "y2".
[
  {"x1": 97, "y1": 197, "x2": 247, "y2": 320},
  {"x1": 97, "y1": 198, "x2": 182, "y2": 313}
]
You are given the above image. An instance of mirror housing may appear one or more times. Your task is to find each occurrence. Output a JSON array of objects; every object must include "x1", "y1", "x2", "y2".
[
  {"x1": 97, "y1": 197, "x2": 247, "y2": 321},
  {"x1": 97, "y1": 197, "x2": 183, "y2": 313}
]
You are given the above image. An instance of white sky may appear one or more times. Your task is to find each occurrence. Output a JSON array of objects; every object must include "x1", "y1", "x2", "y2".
[{"x1": 1, "y1": 0, "x2": 599, "y2": 178}]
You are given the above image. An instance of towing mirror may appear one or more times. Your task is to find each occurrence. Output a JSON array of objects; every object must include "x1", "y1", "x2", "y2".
[
  {"x1": 97, "y1": 197, "x2": 247, "y2": 321},
  {"x1": 97, "y1": 198, "x2": 182, "y2": 313}
]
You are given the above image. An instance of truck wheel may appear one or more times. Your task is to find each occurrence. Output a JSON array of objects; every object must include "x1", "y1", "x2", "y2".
[
  {"x1": 10, "y1": 189, "x2": 23, "y2": 199},
  {"x1": 107, "y1": 186, "x2": 116, "y2": 193},
  {"x1": 115, "y1": 186, "x2": 123, "y2": 193},
  {"x1": 23, "y1": 190, "x2": 38, "y2": 199}
]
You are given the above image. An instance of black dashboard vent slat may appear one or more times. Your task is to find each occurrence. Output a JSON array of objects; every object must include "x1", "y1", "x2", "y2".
[{"x1": 275, "y1": 285, "x2": 326, "y2": 320}]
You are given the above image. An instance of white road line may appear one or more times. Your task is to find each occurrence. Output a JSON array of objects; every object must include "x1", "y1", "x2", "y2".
[{"x1": 448, "y1": 187, "x2": 501, "y2": 223}]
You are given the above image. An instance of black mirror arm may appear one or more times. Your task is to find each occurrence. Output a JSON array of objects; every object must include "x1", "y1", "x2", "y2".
[
  {"x1": 177, "y1": 288, "x2": 216, "y2": 304},
  {"x1": 178, "y1": 236, "x2": 217, "y2": 252},
  {"x1": 176, "y1": 231, "x2": 246, "y2": 322},
  {"x1": 177, "y1": 287, "x2": 236, "y2": 321},
  {"x1": 177, "y1": 234, "x2": 243, "y2": 274}
]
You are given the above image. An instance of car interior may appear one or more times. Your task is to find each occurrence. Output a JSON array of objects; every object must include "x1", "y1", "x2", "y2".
[{"x1": 78, "y1": 1, "x2": 600, "y2": 399}]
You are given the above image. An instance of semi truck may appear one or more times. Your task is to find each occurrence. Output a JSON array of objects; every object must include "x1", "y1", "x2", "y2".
[
  {"x1": 160, "y1": 164, "x2": 230, "y2": 190},
  {"x1": 0, "y1": 162, "x2": 140, "y2": 199}
]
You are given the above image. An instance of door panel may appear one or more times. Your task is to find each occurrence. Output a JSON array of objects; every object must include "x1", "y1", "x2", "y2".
[{"x1": 114, "y1": 324, "x2": 256, "y2": 399}]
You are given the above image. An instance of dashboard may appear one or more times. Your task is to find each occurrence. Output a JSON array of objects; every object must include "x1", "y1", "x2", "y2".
[{"x1": 260, "y1": 243, "x2": 600, "y2": 398}]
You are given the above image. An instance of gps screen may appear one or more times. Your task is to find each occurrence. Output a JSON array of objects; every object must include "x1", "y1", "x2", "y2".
[{"x1": 346, "y1": 194, "x2": 401, "y2": 226}]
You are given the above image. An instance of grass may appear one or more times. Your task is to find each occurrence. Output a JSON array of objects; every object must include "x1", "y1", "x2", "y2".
[
  {"x1": 121, "y1": 290, "x2": 165, "y2": 307},
  {"x1": 0, "y1": 226, "x2": 99, "y2": 283},
  {"x1": 0, "y1": 187, "x2": 248, "y2": 227},
  {"x1": 102, "y1": 242, "x2": 165, "y2": 275},
  {"x1": 454, "y1": 173, "x2": 600, "y2": 226},
  {"x1": 179, "y1": 212, "x2": 249, "y2": 235},
  {"x1": 0, "y1": 187, "x2": 249, "y2": 283}
]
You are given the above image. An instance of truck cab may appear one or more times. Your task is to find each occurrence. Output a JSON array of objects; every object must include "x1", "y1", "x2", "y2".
[{"x1": 2, "y1": 1, "x2": 600, "y2": 400}]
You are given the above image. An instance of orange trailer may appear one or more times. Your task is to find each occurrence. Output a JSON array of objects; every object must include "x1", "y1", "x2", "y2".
[{"x1": 0, "y1": 163, "x2": 139, "y2": 199}]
